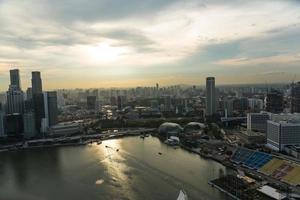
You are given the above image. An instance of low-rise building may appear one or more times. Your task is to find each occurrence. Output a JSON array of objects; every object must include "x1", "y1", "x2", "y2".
[{"x1": 48, "y1": 122, "x2": 82, "y2": 136}]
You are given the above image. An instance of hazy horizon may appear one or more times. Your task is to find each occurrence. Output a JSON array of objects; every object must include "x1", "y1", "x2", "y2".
[{"x1": 1, "y1": 0, "x2": 300, "y2": 90}]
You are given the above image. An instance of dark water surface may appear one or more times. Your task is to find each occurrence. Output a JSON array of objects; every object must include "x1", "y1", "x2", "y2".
[{"x1": 0, "y1": 136, "x2": 232, "y2": 200}]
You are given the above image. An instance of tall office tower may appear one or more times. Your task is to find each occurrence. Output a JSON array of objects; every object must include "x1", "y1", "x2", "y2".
[
  {"x1": 10, "y1": 69, "x2": 21, "y2": 90},
  {"x1": 6, "y1": 85, "x2": 24, "y2": 114},
  {"x1": 117, "y1": 96, "x2": 123, "y2": 111},
  {"x1": 6, "y1": 69, "x2": 24, "y2": 114},
  {"x1": 31, "y1": 71, "x2": 45, "y2": 133},
  {"x1": 206, "y1": 77, "x2": 216, "y2": 116},
  {"x1": 23, "y1": 112, "x2": 36, "y2": 139},
  {"x1": 87, "y1": 96, "x2": 97, "y2": 110},
  {"x1": 0, "y1": 106, "x2": 5, "y2": 137},
  {"x1": 32, "y1": 71, "x2": 42, "y2": 94},
  {"x1": 266, "y1": 89, "x2": 284, "y2": 113},
  {"x1": 24, "y1": 87, "x2": 34, "y2": 112},
  {"x1": 33, "y1": 93, "x2": 45, "y2": 133},
  {"x1": 46, "y1": 91, "x2": 58, "y2": 126},
  {"x1": 42, "y1": 92, "x2": 49, "y2": 132},
  {"x1": 26, "y1": 87, "x2": 32, "y2": 100},
  {"x1": 41, "y1": 91, "x2": 58, "y2": 131},
  {"x1": 291, "y1": 82, "x2": 300, "y2": 113},
  {"x1": 224, "y1": 98, "x2": 234, "y2": 117}
]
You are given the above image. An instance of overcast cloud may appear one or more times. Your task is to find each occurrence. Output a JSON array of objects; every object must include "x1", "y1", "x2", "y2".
[{"x1": 0, "y1": 0, "x2": 300, "y2": 90}]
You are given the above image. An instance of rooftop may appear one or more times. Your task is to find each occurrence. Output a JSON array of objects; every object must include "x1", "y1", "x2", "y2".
[
  {"x1": 257, "y1": 185, "x2": 286, "y2": 200},
  {"x1": 270, "y1": 113, "x2": 300, "y2": 124}
]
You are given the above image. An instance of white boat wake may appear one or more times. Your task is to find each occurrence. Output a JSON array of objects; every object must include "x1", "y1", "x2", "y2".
[{"x1": 177, "y1": 190, "x2": 188, "y2": 200}]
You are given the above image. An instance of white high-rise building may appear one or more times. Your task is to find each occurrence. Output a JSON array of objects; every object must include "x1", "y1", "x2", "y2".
[
  {"x1": 206, "y1": 77, "x2": 216, "y2": 116},
  {"x1": 266, "y1": 113, "x2": 300, "y2": 151}
]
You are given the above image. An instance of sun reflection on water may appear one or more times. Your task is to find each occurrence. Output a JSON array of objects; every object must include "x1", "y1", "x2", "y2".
[{"x1": 92, "y1": 139, "x2": 135, "y2": 198}]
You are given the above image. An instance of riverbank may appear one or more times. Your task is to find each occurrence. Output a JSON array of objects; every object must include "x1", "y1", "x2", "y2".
[
  {"x1": 0, "y1": 128, "x2": 155, "y2": 153},
  {"x1": 180, "y1": 144, "x2": 235, "y2": 169}
]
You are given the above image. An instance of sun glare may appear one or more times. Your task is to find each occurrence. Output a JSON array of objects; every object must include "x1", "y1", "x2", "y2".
[{"x1": 87, "y1": 42, "x2": 129, "y2": 63}]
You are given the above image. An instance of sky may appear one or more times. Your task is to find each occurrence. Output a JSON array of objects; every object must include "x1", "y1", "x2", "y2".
[{"x1": 0, "y1": 0, "x2": 300, "y2": 90}]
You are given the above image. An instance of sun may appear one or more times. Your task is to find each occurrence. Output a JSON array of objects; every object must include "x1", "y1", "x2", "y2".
[{"x1": 87, "y1": 42, "x2": 129, "y2": 63}]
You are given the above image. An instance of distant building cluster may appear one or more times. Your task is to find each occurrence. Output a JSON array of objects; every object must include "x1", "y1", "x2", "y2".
[{"x1": 0, "y1": 69, "x2": 58, "y2": 139}]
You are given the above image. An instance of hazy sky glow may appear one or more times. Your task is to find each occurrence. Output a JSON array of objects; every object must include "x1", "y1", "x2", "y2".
[{"x1": 1, "y1": 0, "x2": 300, "y2": 90}]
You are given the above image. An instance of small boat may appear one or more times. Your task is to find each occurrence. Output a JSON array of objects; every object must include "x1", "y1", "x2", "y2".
[
  {"x1": 140, "y1": 135, "x2": 145, "y2": 139},
  {"x1": 177, "y1": 190, "x2": 188, "y2": 200},
  {"x1": 158, "y1": 152, "x2": 162, "y2": 155},
  {"x1": 116, "y1": 149, "x2": 119, "y2": 152},
  {"x1": 97, "y1": 141, "x2": 102, "y2": 145}
]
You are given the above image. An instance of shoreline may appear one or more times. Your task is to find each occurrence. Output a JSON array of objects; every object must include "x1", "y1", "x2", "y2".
[
  {"x1": 0, "y1": 133, "x2": 234, "y2": 170},
  {"x1": 0, "y1": 132, "x2": 236, "y2": 175},
  {"x1": 0, "y1": 130, "x2": 154, "y2": 153},
  {"x1": 180, "y1": 144, "x2": 235, "y2": 169}
]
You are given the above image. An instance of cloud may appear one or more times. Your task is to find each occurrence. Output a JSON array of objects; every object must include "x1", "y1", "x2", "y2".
[
  {"x1": 0, "y1": 0, "x2": 300, "y2": 90},
  {"x1": 216, "y1": 54, "x2": 300, "y2": 66}
]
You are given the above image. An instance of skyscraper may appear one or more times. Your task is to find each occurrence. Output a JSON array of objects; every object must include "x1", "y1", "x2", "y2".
[
  {"x1": 46, "y1": 91, "x2": 58, "y2": 126},
  {"x1": 32, "y1": 71, "x2": 42, "y2": 94},
  {"x1": 26, "y1": 87, "x2": 32, "y2": 100},
  {"x1": 9, "y1": 69, "x2": 21, "y2": 90},
  {"x1": 0, "y1": 107, "x2": 5, "y2": 137},
  {"x1": 6, "y1": 87, "x2": 24, "y2": 114},
  {"x1": 117, "y1": 96, "x2": 123, "y2": 111},
  {"x1": 291, "y1": 82, "x2": 300, "y2": 113},
  {"x1": 23, "y1": 112, "x2": 36, "y2": 139},
  {"x1": 6, "y1": 69, "x2": 24, "y2": 114},
  {"x1": 6, "y1": 86, "x2": 24, "y2": 114},
  {"x1": 7, "y1": 74, "x2": 25, "y2": 115},
  {"x1": 33, "y1": 93, "x2": 45, "y2": 132},
  {"x1": 206, "y1": 77, "x2": 216, "y2": 116},
  {"x1": 31, "y1": 71, "x2": 45, "y2": 133},
  {"x1": 266, "y1": 89, "x2": 283, "y2": 113},
  {"x1": 41, "y1": 91, "x2": 58, "y2": 132}
]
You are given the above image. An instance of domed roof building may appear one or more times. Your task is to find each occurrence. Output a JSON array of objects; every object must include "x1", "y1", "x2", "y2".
[
  {"x1": 184, "y1": 122, "x2": 205, "y2": 134},
  {"x1": 158, "y1": 122, "x2": 183, "y2": 137}
]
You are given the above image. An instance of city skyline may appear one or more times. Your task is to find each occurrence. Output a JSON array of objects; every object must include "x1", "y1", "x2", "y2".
[{"x1": 0, "y1": 0, "x2": 300, "y2": 90}]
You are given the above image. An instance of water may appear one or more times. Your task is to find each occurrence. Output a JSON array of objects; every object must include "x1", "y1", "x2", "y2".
[{"x1": 0, "y1": 136, "x2": 232, "y2": 200}]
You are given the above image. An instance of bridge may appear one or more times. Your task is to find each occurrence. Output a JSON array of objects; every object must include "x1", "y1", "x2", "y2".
[{"x1": 221, "y1": 117, "x2": 247, "y2": 122}]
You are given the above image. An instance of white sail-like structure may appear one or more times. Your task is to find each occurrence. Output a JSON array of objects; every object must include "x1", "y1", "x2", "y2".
[{"x1": 177, "y1": 190, "x2": 188, "y2": 200}]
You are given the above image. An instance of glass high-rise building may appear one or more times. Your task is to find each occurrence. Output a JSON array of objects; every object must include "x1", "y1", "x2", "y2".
[
  {"x1": 206, "y1": 77, "x2": 216, "y2": 116},
  {"x1": 6, "y1": 69, "x2": 24, "y2": 114},
  {"x1": 9, "y1": 69, "x2": 21, "y2": 90},
  {"x1": 46, "y1": 91, "x2": 58, "y2": 126},
  {"x1": 6, "y1": 86, "x2": 24, "y2": 114},
  {"x1": 32, "y1": 71, "x2": 42, "y2": 94},
  {"x1": 292, "y1": 82, "x2": 300, "y2": 113},
  {"x1": 23, "y1": 112, "x2": 36, "y2": 139},
  {"x1": 31, "y1": 71, "x2": 45, "y2": 133},
  {"x1": 266, "y1": 89, "x2": 284, "y2": 113}
]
